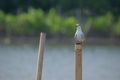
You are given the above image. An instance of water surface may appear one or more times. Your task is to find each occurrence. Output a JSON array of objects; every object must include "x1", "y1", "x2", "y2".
[{"x1": 0, "y1": 43, "x2": 120, "y2": 80}]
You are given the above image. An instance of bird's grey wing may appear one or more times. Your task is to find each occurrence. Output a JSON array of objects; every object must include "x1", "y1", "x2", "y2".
[
  {"x1": 74, "y1": 33, "x2": 77, "y2": 39},
  {"x1": 74, "y1": 33, "x2": 80, "y2": 43}
]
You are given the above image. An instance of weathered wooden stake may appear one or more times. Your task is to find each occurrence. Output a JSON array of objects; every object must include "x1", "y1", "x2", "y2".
[
  {"x1": 74, "y1": 24, "x2": 84, "y2": 80},
  {"x1": 36, "y1": 32, "x2": 46, "y2": 80},
  {"x1": 75, "y1": 43, "x2": 82, "y2": 80}
]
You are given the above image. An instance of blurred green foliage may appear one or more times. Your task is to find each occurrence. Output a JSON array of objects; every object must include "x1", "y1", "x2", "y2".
[
  {"x1": 0, "y1": 8, "x2": 120, "y2": 37},
  {"x1": 0, "y1": 0, "x2": 120, "y2": 16},
  {"x1": 85, "y1": 12, "x2": 120, "y2": 37},
  {"x1": 88, "y1": 12, "x2": 113, "y2": 37},
  {"x1": 0, "y1": 8, "x2": 78, "y2": 37},
  {"x1": 114, "y1": 17, "x2": 120, "y2": 36}
]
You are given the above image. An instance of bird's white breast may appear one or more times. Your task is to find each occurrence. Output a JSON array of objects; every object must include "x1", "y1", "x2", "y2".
[{"x1": 75, "y1": 30, "x2": 84, "y2": 42}]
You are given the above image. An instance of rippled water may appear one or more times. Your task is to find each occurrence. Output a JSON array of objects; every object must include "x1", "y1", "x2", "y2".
[{"x1": 0, "y1": 43, "x2": 120, "y2": 80}]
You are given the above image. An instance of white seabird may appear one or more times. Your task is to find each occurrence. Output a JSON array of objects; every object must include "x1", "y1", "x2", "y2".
[{"x1": 74, "y1": 24, "x2": 85, "y2": 43}]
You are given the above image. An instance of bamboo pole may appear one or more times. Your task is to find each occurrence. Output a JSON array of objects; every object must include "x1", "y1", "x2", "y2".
[
  {"x1": 36, "y1": 32, "x2": 46, "y2": 80},
  {"x1": 75, "y1": 43, "x2": 82, "y2": 80}
]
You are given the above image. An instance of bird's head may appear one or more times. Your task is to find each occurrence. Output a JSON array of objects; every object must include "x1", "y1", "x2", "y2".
[
  {"x1": 76, "y1": 24, "x2": 81, "y2": 30},
  {"x1": 76, "y1": 24, "x2": 80, "y2": 27}
]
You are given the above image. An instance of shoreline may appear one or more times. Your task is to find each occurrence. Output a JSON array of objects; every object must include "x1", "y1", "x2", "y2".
[{"x1": 0, "y1": 36, "x2": 120, "y2": 44}]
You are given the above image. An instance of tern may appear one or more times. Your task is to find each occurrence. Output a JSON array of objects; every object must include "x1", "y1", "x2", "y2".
[{"x1": 74, "y1": 24, "x2": 85, "y2": 43}]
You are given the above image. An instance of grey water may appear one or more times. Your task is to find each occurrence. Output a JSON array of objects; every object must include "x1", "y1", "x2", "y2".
[{"x1": 0, "y1": 43, "x2": 120, "y2": 80}]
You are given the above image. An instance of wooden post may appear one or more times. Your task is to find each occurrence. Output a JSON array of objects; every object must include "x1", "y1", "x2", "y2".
[
  {"x1": 36, "y1": 32, "x2": 46, "y2": 80},
  {"x1": 75, "y1": 43, "x2": 82, "y2": 80},
  {"x1": 74, "y1": 23, "x2": 84, "y2": 80}
]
